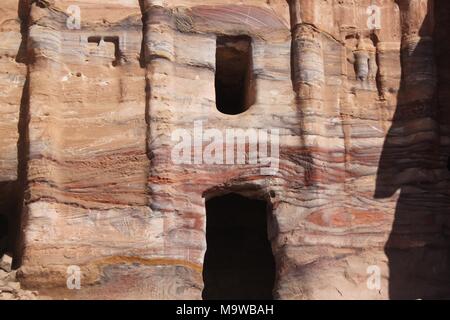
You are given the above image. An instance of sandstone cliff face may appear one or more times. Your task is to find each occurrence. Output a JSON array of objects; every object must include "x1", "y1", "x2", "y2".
[{"x1": 0, "y1": 0, "x2": 449, "y2": 300}]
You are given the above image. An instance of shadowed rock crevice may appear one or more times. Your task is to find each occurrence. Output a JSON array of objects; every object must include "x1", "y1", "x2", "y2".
[{"x1": 0, "y1": 0, "x2": 31, "y2": 265}]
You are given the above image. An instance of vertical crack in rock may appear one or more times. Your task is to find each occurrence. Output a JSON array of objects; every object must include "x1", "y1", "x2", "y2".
[
  {"x1": 369, "y1": 33, "x2": 384, "y2": 99},
  {"x1": 13, "y1": 0, "x2": 32, "y2": 269},
  {"x1": 0, "y1": 0, "x2": 31, "y2": 268}
]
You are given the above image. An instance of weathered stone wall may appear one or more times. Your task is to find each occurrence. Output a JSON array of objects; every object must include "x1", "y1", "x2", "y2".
[
  {"x1": 17, "y1": 0, "x2": 152, "y2": 299},
  {"x1": 0, "y1": 0, "x2": 449, "y2": 299}
]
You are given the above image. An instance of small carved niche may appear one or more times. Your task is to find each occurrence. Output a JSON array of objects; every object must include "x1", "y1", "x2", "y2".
[
  {"x1": 215, "y1": 35, "x2": 256, "y2": 115},
  {"x1": 345, "y1": 33, "x2": 379, "y2": 89},
  {"x1": 87, "y1": 36, "x2": 121, "y2": 66}
]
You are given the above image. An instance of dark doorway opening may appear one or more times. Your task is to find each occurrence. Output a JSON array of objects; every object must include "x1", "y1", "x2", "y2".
[
  {"x1": 215, "y1": 35, "x2": 255, "y2": 115},
  {"x1": 0, "y1": 181, "x2": 18, "y2": 258},
  {"x1": 202, "y1": 193, "x2": 275, "y2": 300}
]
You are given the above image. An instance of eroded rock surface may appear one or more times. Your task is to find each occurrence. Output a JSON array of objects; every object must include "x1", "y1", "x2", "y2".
[
  {"x1": 0, "y1": 0, "x2": 449, "y2": 300},
  {"x1": 0, "y1": 254, "x2": 44, "y2": 300}
]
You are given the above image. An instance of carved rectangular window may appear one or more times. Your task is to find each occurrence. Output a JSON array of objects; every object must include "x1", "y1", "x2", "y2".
[
  {"x1": 215, "y1": 35, "x2": 255, "y2": 115},
  {"x1": 87, "y1": 36, "x2": 121, "y2": 66}
]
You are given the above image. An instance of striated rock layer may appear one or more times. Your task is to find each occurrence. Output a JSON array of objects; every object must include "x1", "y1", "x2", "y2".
[{"x1": 0, "y1": 0, "x2": 449, "y2": 299}]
